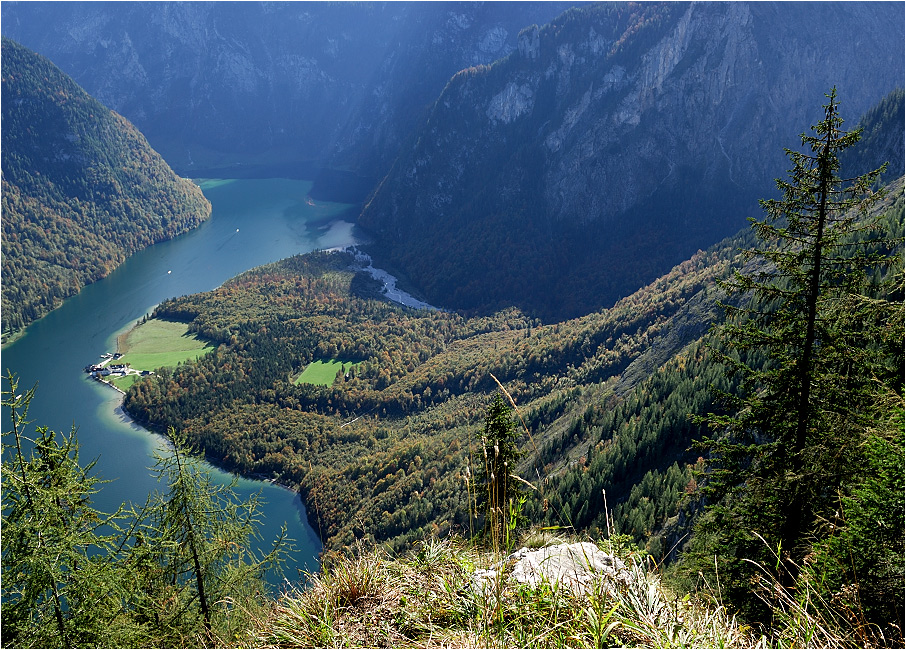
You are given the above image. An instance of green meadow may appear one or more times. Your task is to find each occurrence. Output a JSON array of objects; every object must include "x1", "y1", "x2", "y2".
[
  {"x1": 111, "y1": 373, "x2": 142, "y2": 391},
  {"x1": 111, "y1": 319, "x2": 215, "y2": 390},
  {"x1": 293, "y1": 360, "x2": 360, "y2": 386}
]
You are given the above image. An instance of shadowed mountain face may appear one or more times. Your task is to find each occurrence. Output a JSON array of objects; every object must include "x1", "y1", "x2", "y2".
[
  {"x1": 1, "y1": 1, "x2": 580, "y2": 177},
  {"x1": 358, "y1": 2, "x2": 904, "y2": 319},
  {"x1": 4, "y1": 2, "x2": 902, "y2": 321}
]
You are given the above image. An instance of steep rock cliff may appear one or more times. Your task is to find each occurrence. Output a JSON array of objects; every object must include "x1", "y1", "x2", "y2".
[{"x1": 359, "y1": 2, "x2": 904, "y2": 319}]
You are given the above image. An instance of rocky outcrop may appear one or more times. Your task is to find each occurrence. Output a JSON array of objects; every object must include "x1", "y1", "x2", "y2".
[
  {"x1": 359, "y1": 2, "x2": 904, "y2": 319},
  {"x1": 471, "y1": 542, "x2": 634, "y2": 596},
  {"x1": 6, "y1": 3, "x2": 901, "y2": 320},
  {"x1": 517, "y1": 25, "x2": 541, "y2": 60}
]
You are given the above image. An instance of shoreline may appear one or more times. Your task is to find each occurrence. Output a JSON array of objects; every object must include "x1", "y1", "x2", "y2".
[
  {"x1": 1, "y1": 329, "x2": 27, "y2": 349},
  {"x1": 85, "y1": 354, "x2": 306, "y2": 502},
  {"x1": 101, "y1": 379, "x2": 305, "y2": 502},
  {"x1": 92, "y1": 374, "x2": 127, "y2": 395}
]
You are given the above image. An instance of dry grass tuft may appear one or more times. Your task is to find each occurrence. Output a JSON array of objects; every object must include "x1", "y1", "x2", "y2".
[
  {"x1": 251, "y1": 530, "x2": 886, "y2": 648},
  {"x1": 255, "y1": 537, "x2": 481, "y2": 648}
]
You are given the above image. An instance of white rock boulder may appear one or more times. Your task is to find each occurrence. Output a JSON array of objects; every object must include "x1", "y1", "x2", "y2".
[{"x1": 472, "y1": 542, "x2": 633, "y2": 597}]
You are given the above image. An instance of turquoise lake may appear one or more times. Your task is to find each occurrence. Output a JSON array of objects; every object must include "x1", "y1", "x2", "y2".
[{"x1": 1, "y1": 178, "x2": 361, "y2": 587}]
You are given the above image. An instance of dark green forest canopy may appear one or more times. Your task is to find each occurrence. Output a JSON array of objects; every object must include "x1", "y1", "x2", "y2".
[
  {"x1": 1, "y1": 38, "x2": 211, "y2": 340},
  {"x1": 122, "y1": 177, "x2": 902, "y2": 556},
  {"x1": 121, "y1": 243, "x2": 734, "y2": 551},
  {"x1": 841, "y1": 87, "x2": 905, "y2": 183},
  {"x1": 678, "y1": 90, "x2": 904, "y2": 635}
]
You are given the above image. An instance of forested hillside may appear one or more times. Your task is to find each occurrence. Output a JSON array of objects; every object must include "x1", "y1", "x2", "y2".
[
  {"x1": 1, "y1": 38, "x2": 211, "y2": 339},
  {"x1": 4, "y1": 4, "x2": 901, "y2": 323},
  {"x1": 6, "y1": 172, "x2": 903, "y2": 648},
  {"x1": 122, "y1": 238, "x2": 735, "y2": 552},
  {"x1": 0, "y1": 19, "x2": 900, "y2": 638},
  {"x1": 841, "y1": 88, "x2": 905, "y2": 183},
  {"x1": 2, "y1": 1, "x2": 903, "y2": 644},
  {"x1": 124, "y1": 170, "x2": 902, "y2": 558}
]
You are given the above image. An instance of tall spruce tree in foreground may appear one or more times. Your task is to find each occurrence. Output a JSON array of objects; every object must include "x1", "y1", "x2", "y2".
[{"x1": 684, "y1": 88, "x2": 904, "y2": 633}]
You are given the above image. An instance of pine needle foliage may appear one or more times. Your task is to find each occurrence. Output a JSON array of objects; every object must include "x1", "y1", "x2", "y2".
[
  {"x1": 685, "y1": 87, "x2": 904, "y2": 631},
  {"x1": 5, "y1": 370, "x2": 896, "y2": 647},
  {"x1": 1, "y1": 374, "x2": 288, "y2": 648},
  {"x1": 124, "y1": 428, "x2": 288, "y2": 646},
  {"x1": 1, "y1": 372, "x2": 142, "y2": 648}
]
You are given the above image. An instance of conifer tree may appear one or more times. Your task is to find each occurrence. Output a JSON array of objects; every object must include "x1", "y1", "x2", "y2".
[
  {"x1": 1, "y1": 373, "x2": 290, "y2": 647},
  {"x1": 1, "y1": 373, "x2": 137, "y2": 648},
  {"x1": 129, "y1": 429, "x2": 288, "y2": 645},
  {"x1": 685, "y1": 88, "x2": 903, "y2": 619}
]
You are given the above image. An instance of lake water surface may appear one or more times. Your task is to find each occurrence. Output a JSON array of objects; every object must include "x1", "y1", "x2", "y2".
[{"x1": 2, "y1": 178, "x2": 360, "y2": 586}]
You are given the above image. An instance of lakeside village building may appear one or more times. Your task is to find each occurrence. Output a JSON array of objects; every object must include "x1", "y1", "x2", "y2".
[{"x1": 85, "y1": 358, "x2": 153, "y2": 379}]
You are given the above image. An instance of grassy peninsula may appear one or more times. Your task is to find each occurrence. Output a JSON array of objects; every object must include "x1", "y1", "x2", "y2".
[{"x1": 105, "y1": 319, "x2": 214, "y2": 390}]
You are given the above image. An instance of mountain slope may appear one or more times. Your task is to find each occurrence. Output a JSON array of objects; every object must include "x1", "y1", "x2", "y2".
[
  {"x1": 359, "y1": 2, "x2": 904, "y2": 320},
  {"x1": 841, "y1": 87, "x2": 905, "y2": 184},
  {"x1": 1, "y1": 2, "x2": 580, "y2": 178},
  {"x1": 120, "y1": 173, "x2": 903, "y2": 556},
  {"x1": 1, "y1": 38, "x2": 211, "y2": 338},
  {"x1": 116, "y1": 51, "x2": 905, "y2": 565}
]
